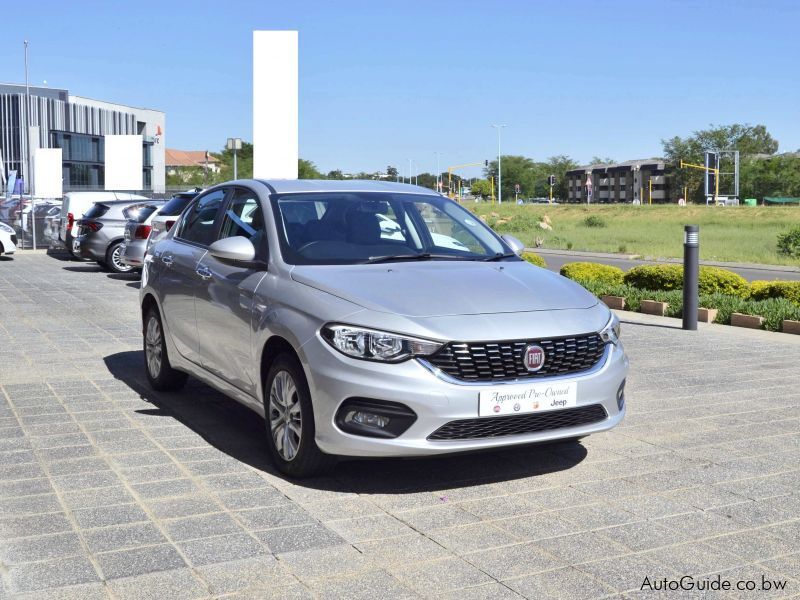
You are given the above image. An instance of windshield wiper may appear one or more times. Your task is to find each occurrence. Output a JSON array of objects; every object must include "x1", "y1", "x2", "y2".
[
  {"x1": 482, "y1": 252, "x2": 518, "y2": 261},
  {"x1": 365, "y1": 253, "x2": 470, "y2": 264}
]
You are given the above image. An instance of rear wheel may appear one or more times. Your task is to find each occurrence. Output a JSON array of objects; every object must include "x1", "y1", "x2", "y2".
[
  {"x1": 143, "y1": 307, "x2": 187, "y2": 391},
  {"x1": 106, "y1": 241, "x2": 134, "y2": 273},
  {"x1": 264, "y1": 353, "x2": 335, "y2": 478}
]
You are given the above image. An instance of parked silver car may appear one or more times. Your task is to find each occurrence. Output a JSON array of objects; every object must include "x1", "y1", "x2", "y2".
[
  {"x1": 120, "y1": 202, "x2": 168, "y2": 269},
  {"x1": 74, "y1": 201, "x2": 163, "y2": 273},
  {"x1": 140, "y1": 180, "x2": 628, "y2": 477}
]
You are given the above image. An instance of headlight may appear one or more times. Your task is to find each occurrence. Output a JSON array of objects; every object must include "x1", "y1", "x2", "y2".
[
  {"x1": 0, "y1": 222, "x2": 14, "y2": 234},
  {"x1": 599, "y1": 312, "x2": 621, "y2": 345},
  {"x1": 321, "y1": 324, "x2": 443, "y2": 362}
]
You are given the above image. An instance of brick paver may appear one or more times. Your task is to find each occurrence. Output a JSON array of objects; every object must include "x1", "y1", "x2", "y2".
[{"x1": 1, "y1": 252, "x2": 799, "y2": 598}]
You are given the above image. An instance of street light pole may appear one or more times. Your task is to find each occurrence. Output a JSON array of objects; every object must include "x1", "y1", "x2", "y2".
[
  {"x1": 226, "y1": 138, "x2": 242, "y2": 181},
  {"x1": 434, "y1": 152, "x2": 441, "y2": 193},
  {"x1": 490, "y1": 124, "x2": 507, "y2": 204}
]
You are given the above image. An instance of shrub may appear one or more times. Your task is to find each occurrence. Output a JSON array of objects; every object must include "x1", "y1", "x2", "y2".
[
  {"x1": 560, "y1": 262, "x2": 624, "y2": 286},
  {"x1": 623, "y1": 264, "x2": 683, "y2": 290},
  {"x1": 623, "y1": 264, "x2": 749, "y2": 297},
  {"x1": 582, "y1": 215, "x2": 606, "y2": 228},
  {"x1": 697, "y1": 267, "x2": 750, "y2": 297},
  {"x1": 749, "y1": 280, "x2": 800, "y2": 305},
  {"x1": 777, "y1": 226, "x2": 800, "y2": 258},
  {"x1": 521, "y1": 252, "x2": 547, "y2": 268}
]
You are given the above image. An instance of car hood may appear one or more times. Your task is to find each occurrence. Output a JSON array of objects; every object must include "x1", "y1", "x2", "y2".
[{"x1": 290, "y1": 260, "x2": 598, "y2": 317}]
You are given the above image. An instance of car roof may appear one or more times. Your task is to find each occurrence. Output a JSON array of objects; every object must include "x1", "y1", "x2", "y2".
[{"x1": 253, "y1": 179, "x2": 439, "y2": 196}]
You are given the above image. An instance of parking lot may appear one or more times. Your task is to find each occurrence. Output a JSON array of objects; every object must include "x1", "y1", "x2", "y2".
[{"x1": 1, "y1": 251, "x2": 799, "y2": 599}]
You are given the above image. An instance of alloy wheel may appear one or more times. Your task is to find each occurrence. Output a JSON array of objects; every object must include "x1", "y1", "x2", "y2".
[
  {"x1": 111, "y1": 245, "x2": 133, "y2": 272},
  {"x1": 145, "y1": 316, "x2": 163, "y2": 379},
  {"x1": 269, "y1": 370, "x2": 302, "y2": 461}
]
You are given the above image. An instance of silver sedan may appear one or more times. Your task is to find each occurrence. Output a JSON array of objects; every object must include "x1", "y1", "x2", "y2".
[{"x1": 140, "y1": 180, "x2": 628, "y2": 477}]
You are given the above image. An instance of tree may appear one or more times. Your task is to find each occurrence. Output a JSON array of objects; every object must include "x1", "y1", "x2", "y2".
[
  {"x1": 546, "y1": 155, "x2": 580, "y2": 201},
  {"x1": 590, "y1": 156, "x2": 615, "y2": 165},
  {"x1": 298, "y1": 159, "x2": 323, "y2": 179},
  {"x1": 327, "y1": 169, "x2": 345, "y2": 180},
  {"x1": 470, "y1": 179, "x2": 493, "y2": 199},
  {"x1": 663, "y1": 123, "x2": 779, "y2": 202},
  {"x1": 385, "y1": 166, "x2": 399, "y2": 181}
]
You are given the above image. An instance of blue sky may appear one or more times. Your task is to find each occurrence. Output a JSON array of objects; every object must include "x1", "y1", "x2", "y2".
[{"x1": 3, "y1": 0, "x2": 799, "y2": 178}]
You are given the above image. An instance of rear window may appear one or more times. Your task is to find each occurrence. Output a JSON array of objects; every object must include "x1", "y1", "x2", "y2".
[
  {"x1": 131, "y1": 204, "x2": 160, "y2": 223},
  {"x1": 84, "y1": 203, "x2": 110, "y2": 219},
  {"x1": 158, "y1": 195, "x2": 195, "y2": 216}
]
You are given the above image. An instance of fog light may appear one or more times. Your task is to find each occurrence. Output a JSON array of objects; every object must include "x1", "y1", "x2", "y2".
[
  {"x1": 616, "y1": 380, "x2": 626, "y2": 411},
  {"x1": 347, "y1": 411, "x2": 390, "y2": 429},
  {"x1": 335, "y1": 398, "x2": 417, "y2": 439}
]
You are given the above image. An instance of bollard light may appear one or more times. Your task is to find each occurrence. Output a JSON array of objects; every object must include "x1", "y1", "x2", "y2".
[{"x1": 683, "y1": 225, "x2": 699, "y2": 330}]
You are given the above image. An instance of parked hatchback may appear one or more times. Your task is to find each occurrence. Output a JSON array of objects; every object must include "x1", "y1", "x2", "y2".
[
  {"x1": 75, "y1": 201, "x2": 163, "y2": 272},
  {"x1": 121, "y1": 203, "x2": 167, "y2": 270},
  {"x1": 146, "y1": 191, "x2": 200, "y2": 251},
  {"x1": 141, "y1": 180, "x2": 627, "y2": 477},
  {"x1": 59, "y1": 192, "x2": 148, "y2": 257}
]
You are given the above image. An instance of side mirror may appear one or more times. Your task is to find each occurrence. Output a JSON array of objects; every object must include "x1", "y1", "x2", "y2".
[
  {"x1": 501, "y1": 234, "x2": 525, "y2": 256},
  {"x1": 208, "y1": 236, "x2": 256, "y2": 262}
]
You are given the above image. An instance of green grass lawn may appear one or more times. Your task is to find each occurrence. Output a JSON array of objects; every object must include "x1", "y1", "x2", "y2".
[{"x1": 466, "y1": 202, "x2": 800, "y2": 266}]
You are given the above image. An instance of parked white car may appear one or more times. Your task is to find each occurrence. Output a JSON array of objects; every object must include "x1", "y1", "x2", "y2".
[
  {"x1": 0, "y1": 222, "x2": 17, "y2": 255},
  {"x1": 59, "y1": 192, "x2": 147, "y2": 256}
]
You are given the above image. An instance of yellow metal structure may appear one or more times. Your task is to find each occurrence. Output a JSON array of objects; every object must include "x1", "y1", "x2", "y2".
[
  {"x1": 490, "y1": 176, "x2": 495, "y2": 205},
  {"x1": 680, "y1": 160, "x2": 720, "y2": 205},
  {"x1": 447, "y1": 162, "x2": 485, "y2": 200}
]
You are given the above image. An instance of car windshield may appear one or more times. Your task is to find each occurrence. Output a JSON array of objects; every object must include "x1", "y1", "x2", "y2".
[{"x1": 271, "y1": 192, "x2": 510, "y2": 265}]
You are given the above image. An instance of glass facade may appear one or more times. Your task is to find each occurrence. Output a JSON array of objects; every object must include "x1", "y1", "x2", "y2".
[{"x1": 51, "y1": 131, "x2": 154, "y2": 190}]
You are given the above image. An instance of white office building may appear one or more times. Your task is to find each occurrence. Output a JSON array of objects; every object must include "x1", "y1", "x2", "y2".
[{"x1": 0, "y1": 83, "x2": 165, "y2": 193}]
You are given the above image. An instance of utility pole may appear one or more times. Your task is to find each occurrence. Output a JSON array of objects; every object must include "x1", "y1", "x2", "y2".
[
  {"x1": 490, "y1": 124, "x2": 507, "y2": 204},
  {"x1": 227, "y1": 138, "x2": 242, "y2": 180},
  {"x1": 24, "y1": 40, "x2": 36, "y2": 250}
]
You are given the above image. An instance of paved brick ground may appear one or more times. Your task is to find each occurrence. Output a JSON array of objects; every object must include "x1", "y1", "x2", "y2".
[{"x1": 1, "y1": 252, "x2": 799, "y2": 599}]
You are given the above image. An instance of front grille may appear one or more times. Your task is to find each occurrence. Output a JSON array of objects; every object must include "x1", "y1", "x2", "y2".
[
  {"x1": 428, "y1": 404, "x2": 607, "y2": 440},
  {"x1": 425, "y1": 333, "x2": 606, "y2": 382}
]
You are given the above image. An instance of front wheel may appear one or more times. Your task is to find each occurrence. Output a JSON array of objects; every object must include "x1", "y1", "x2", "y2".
[
  {"x1": 143, "y1": 308, "x2": 188, "y2": 391},
  {"x1": 264, "y1": 353, "x2": 335, "y2": 478}
]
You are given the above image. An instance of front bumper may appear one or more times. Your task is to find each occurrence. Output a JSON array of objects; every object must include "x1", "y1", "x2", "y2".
[{"x1": 304, "y1": 337, "x2": 628, "y2": 457}]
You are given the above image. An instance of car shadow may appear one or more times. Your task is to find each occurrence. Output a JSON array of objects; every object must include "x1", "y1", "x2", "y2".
[
  {"x1": 103, "y1": 350, "x2": 588, "y2": 493},
  {"x1": 0, "y1": 256, "x2": 13, "y2": 262},
  {"x1": 46, "y1": 249, "x2": 77, "y2": 262},
  {"x1": 63, "y1": 265, "x2": 104, "y2": 272}
]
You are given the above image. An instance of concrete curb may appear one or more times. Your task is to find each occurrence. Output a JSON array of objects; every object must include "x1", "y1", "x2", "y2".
[
  {"x1": 613, "y1": 309, "x2": 800, "y2": 345},
  {"x1": 528, "y1": 247, "x2": 800, "y2": 274}
]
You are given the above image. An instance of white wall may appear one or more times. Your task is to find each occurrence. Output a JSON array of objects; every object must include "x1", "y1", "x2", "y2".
[
  {"x1": 33, "y1": 148, "x2": 62, "y2": 199},
  {"x1": 105, "y1": 135, "x2": 143, "y2": 191},
  {"x1": 253, "y1": 30, "x2": 298, "y2": 180}
]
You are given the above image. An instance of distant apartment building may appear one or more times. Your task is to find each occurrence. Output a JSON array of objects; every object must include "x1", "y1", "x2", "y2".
[
  {"x1": 0, "y1": 83, "x2": 165, "y2": 193},
  {"x1": 166, "y1": 149, "x2": 221, "y2": 179},
  {"x1": 566, "y1": 159, "x2": 671, "y2": 203}
]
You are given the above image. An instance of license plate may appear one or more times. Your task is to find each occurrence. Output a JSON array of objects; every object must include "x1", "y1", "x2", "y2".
[
  {"x1": 124, "y1": 230, "x2": 131, "y2": 241},
  {"x1": 479, "y1": 381, "x2": 577, "y2": 417},
  {"x1": 72, "y1": 240, "x2": 80, "y2": 252}
]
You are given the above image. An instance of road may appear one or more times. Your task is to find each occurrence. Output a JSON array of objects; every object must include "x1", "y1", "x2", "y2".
[{"x1": 538, "y1": 250, "x2": 800, "y2": 282}]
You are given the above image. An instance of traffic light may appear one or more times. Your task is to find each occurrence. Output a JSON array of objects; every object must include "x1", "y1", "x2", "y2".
[
  {"x1": 548, "y1": 175, "x2": 556, "y2": 186},
  {"x1": 485, "y1": 159, "x2": 489, "y2": 166}
]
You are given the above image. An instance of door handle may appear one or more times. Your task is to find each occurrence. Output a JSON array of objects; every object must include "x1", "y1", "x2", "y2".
[
  {"x1": 161, "y1": 255, "x2": 173, "y2": 266},
  {"x1": 196, "y1": 264, "x2": 212, "y2": 280}
]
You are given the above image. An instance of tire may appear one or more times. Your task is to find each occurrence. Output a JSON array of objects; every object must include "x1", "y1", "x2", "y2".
[
  {"x1": 106, "y1": 241, "x2": 134, "y2": 273},
  {"x1": 143, "y1": 307, "x2": 188, "y2": 391},
  {"x1": 264, "y1": 353, "x2": 335, "y2": 478}
]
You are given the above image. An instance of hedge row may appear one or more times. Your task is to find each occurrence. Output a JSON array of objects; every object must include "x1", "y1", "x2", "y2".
[
  {"x1": 562, "y1": 261, "x2": 800, "y2": 305},
  {"x1": 579, "y1": 281, "x2": 800, "y2": 332},
  {"x1": 521, "y1": 252, "x2": 547, "y2": 268}
]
